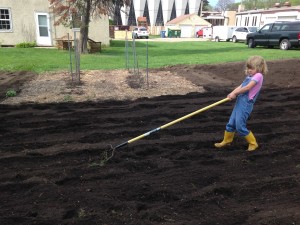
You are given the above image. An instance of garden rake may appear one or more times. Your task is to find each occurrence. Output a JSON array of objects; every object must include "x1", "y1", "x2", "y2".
[{"x1": 101, "y1": 98, "x2": 230, "y2": 163}]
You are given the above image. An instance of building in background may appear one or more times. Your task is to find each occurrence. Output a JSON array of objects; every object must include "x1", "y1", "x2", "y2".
[
  {"x1": 235, "y1": 3, "x2": 300, "y2": 27},
  {"x1": 165, "y1": 13, "x2": 211, "y2": 37},
  {"x1": 202, "y1": 10, "x2": 236, "y2": 26},
  {"x1": 116, "y1": 0, "x2": 202, "y2": 34}
]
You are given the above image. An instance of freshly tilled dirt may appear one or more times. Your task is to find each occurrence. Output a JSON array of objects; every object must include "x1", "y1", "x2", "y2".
[{"x1": 0, "y1": 59, "x2": 299, "y2": 224}]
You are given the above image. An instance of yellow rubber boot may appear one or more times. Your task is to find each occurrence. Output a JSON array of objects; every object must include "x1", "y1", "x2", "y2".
[
  {"x1": 245, "y1": 131, "x2": 258, "y2": 151},
  {"x1": 214, "y1": 131, "x2": 235, "y2": 148}
]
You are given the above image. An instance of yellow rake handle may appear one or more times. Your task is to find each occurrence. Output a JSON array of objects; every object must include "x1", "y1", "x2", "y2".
[{"x1": 114, "y1": 98, "x2": 230, "y2": 149}]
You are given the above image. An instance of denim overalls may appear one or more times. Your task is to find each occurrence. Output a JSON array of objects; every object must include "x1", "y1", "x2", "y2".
[{"x1": 226, "y1": 76, "x2": 260, "y2": 137}]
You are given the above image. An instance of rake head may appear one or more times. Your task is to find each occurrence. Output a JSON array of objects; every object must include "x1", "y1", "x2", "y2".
[{"x1": 99, "y1": 144, "x2": 116, "y2": 165}]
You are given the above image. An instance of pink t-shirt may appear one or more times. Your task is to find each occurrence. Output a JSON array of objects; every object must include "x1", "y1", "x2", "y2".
[{"x1": 249, "y1": 73, "x2": 263, "y2": 100}]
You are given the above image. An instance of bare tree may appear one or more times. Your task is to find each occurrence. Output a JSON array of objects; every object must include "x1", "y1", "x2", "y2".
[
  {"x1": 215, "y1": 0, "x2": 235, "y2": 11},
  {"x1": 49, "y1": 0, "x2": 130, "y2": 53}
]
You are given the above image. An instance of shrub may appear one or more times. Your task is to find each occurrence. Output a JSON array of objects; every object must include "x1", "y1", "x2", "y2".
[
  {"x1": 6, "y1": 89, "x2": 17, "y2": 97},
  {"x1": 16, "y1": 41, "x2": 37, "y2": 48}
]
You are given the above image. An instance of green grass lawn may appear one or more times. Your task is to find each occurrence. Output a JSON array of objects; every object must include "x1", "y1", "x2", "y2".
[{"x1": 0, "y1": 40, "x2": 299, "y2": 73}]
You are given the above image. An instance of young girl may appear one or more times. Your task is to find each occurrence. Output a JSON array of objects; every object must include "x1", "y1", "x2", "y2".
[{"x1": 215, "y1": 55, "x2": 268, "y2": 151}]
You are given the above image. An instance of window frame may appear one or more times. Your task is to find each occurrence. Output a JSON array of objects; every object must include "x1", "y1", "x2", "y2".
[
  {"x1": 260, "y1": 24, "x2": 271, "y2": 33},
  {"x1": 0, "y1": 7, "x2": 13, "y2": 32}
]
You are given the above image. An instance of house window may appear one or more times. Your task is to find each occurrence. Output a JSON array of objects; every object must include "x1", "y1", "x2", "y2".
[
  {"x1": 244, "y1": 17, "x2": 249, "y2": 26},
  {"x1": 0, "y1": 8, "x2": 12, "y2": 31},
  {"x1": 252, "y1": 16, "x2": 257, "y2": 26},
  {"x1": 277, "y1": 16, "x2": 297, "y2": 21}
]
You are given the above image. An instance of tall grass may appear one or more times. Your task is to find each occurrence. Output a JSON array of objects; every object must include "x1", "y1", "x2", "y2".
[{"x1": 0, "y1": 40, "x2": 299, "y2": 73}]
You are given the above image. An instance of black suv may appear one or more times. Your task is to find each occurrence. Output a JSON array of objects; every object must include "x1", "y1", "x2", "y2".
[{"x1": 246, "y1": 21, "x2": 300, "y2": 50}]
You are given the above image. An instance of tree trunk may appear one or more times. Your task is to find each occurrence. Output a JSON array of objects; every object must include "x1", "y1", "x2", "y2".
[{"x1": 80, "y1": 0, "x2": 91, "y2": 54}]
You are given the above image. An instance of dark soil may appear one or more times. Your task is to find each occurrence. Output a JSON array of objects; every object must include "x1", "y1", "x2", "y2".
[
  {"x1": 0, "y1": 71, "x2": 36, "y2": 100},
  {"x1": 0, "y1": 59, "x2": 300, "y2": 225}
]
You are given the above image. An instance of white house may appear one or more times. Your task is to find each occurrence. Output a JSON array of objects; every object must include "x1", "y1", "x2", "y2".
[
  {"x1": 235, "y1": 4, "x2": 300, "y2": 28},
  {"x1": 0, "y1": 0, "x2": 109, "y2": 47}
]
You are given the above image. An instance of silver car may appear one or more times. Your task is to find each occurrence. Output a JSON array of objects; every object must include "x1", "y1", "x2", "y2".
[
  {"x1": 132, "y1": 27, "x2": 149, "y2": 39},
  {"x1": 232, "y1": 26, "x2": 258, "y2": 43}
]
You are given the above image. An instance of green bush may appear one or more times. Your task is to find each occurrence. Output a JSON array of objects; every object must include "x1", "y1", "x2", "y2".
[
  {"x1": 6, "y1": 89, "x2": 17, "y2": 97},
  {"x1": 16, "y1": 41, "x2": 37, "y2": 48}
]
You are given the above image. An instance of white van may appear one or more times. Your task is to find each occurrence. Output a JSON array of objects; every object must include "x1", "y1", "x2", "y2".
[{"x1": 212, "y1": 26, "x2": 236, "y2": 42}]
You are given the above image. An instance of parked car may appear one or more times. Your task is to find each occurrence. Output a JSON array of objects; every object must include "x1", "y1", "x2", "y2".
[
  {"x1": 196, "y1": 29, "x2": 203, "y2": 38},
  {"x1": 232, "y1": 26, "x2": 258, "y2": 42},
  {"x1": 246, "y1": 21, "x2": 300, "y2": 50},
  {"x1": 196, "y1": 27, "x2": 212, "y2": 38},
  {"x1": 132, "y1": 27, "x2": 149, "y2": 39}
]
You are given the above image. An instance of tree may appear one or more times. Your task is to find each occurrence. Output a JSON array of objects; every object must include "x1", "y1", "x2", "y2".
[
  {"x1": 289, "y1": 0, "x2": 300, "y2": 6},
  {"x1": 49, "y1": 0, "x2": 130, "y2": 53},
  {"x1": 202, "y1": 0, "x2": 211, "y2": 11},
  {"x1": 215, "y1": 0, "x2": 235, "y2": 11},
  {"x1": 239, "y1": 0, "x2": 267, "y2": 10},
  {"x1": 198, "y1": 0, "x2": 211, "y2": 16},
  {"x1": 264, "y1": 0, "x2": 300, "y2": 8},
  {"x1": 237, "y1": 0, "x2": 300, "y2": 10}
]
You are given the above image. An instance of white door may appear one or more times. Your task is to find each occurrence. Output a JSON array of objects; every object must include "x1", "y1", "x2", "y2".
[
  {"x1": 180, "y1": 26, "x2": 192, "y2": 38},
  {"x1": 35, "y1": 13, "x2": 51, "y2": 46}
]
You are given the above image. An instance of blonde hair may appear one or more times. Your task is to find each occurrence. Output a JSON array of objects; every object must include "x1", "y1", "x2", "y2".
[{"x1": 245, "y1": 55, "x2": 268, "y2": 75}]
